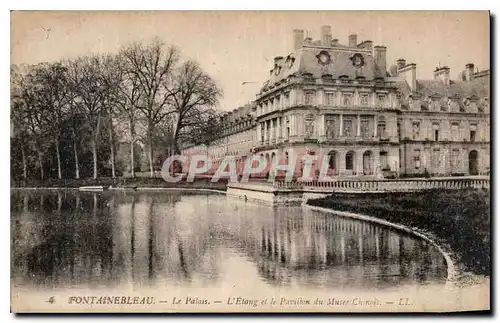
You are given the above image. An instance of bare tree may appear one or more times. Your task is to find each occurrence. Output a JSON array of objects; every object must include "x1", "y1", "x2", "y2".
[
  {"x1": 115, "y1": 53, "x2": 143, "y2": 178},
  {"x1": 11, "y1": 65, "x2": 29, "y2": 180},
  {"x1": 166, "y1": 60, "x2": 223, "y2": 154},
  {"x1": 31, "y1": 62, "x2": 72, "y2": 179},
  {"x1": 120, "y1": 38, "x2": 179, "y2": 178},
  {"x1": 190, "y1": 109, "x2": 225, "y2": 161},
  {"x1": 100, "y1": 55, "x2": 123, "y2": 179},
  {"x1": 67, "y1": 55, "x2": 118, "y2": 180},
  {"x1": 16, "y1": 64, "x2": 53, "y2": 180}
]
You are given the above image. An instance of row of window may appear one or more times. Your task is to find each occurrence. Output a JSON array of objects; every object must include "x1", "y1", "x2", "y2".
[
  {"x1": 409, "y1": 97, "x2": 488, "y2": 113},
  {"x1": 412, "y1": 149, "x2": 478, "y2": 172},
  {"x1": 411, "y1": 121, "x2": 482, "y2": 142},
  {"x1": 221, "y1": 120, "x2": 253, "y2": 134},
  {"x1": 258, "y1": 91, "x2": 390, "y2": 115}
]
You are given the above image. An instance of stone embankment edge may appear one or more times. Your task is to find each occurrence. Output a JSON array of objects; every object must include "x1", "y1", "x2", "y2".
[
  {"x1": 304, "y1": 203, "x2": 458, "y2": 288},
  {"x1": 11, "y1": 187, "x2": 228, "y2": 194}
]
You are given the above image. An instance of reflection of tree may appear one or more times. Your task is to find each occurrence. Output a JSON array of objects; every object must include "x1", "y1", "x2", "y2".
[{"x1": 11, "y1": 192, "x2": 449, "y2": 291}]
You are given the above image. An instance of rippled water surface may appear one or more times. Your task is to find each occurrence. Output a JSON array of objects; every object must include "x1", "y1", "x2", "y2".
[{"x1": 11, "y1": 190, "x2": 448, "y2": 292}]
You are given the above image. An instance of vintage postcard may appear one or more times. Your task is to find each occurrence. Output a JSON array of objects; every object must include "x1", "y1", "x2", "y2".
[{"x1": 10, "y1": 10, "x2": 490, "y2": 313}]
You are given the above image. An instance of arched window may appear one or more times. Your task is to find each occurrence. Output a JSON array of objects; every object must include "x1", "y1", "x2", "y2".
[{"x1": 328, "y1": 151, "x2": 337, "y2": 170}]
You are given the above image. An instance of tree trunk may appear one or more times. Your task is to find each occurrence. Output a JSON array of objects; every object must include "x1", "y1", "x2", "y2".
[
  {"x1": 109, "y1": 120, "x2": 116, "y2": 178},
  {"x1": 37, "y1": 150, "x2": 44, "y2": 181},
  {"x1": 129, "y1": 118, "x2": 135, "y2": 178},
  {"x1": 21, "y1": 144, "x2": 27, "y2": 180},
  {"x1": 71, "y1": 127, "x2": 80, "y2": 179},
  {"x1": 148, "y1": 127, "x2": 154, "y2": 178},
  {"x1": 55, "y1": 139, "x2": 62, "y2": 180},
  {"x1": 92, "y1": 116, "x2": 102, "y2": 180},
  {"x1": 92, "y1": 139, "x2": 98, "y2": 180},
  {"x1": 73, "y1": 140, "x2": 80, "y2": 180}
]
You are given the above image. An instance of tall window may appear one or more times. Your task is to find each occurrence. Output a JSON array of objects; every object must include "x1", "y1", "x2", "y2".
[
  {"x1": 284, "y1": 92, "x2": 290, "y2": 108},
  {"x1": 345, "y1": 151, "x2": 355, "y2": 170},
  {"x1": 360, "y1": 119, "x2": 370, "y2": 138},
  {"x1": 328, "y1": 151, "x2": 337, "y2": 170},
  {"x1": 305, "y1": 91, "x2": 315, "y2": 105},
  {"x1": 360, "y1": 94, "x2": 369, "y2": 106},
  {"x1": 342, "y1": 93, "x2": 353, "y2": 106},
  {"x1": 470, "y1": 124, "x2": 477, "y2": 142},
  {"x1": 470, "y1": 130, "x2": 476, "y2": 142},
  {"x1": 451, "y1": 123, "x2": 459, "y2": 141},
  {"x1": 432, "y1": 149, "x2": 441, "y2": 171},
  {"x1": 260, "y1": 123, "x2": 264, "y2": 143},
  {"x1": 377, "y1": 121, "x2": 387, "y2": 139},
  {"x1": 432, "y1": 123, "x2": 440, "y2": 141},
  {"x1": 412, "y1": 121, "x2": 420, "y2": 140},
  {"x1": 376, "y1": 94, "x2": 386, "y2": 108},
  {"x1": 380, "y1": 151, "x2": 389, "y2": 170},
  {"x1": 343, "y1": 119, "x2": 353, "y2": 137},
  {"x1": 413, "y1": 149, "x2": 421, "y2": 169},
  {"x1": 305, "y1": 114, "x2": 315, "y2": 139},
  {"x1": 451, "y1": 149, "x2": 460, "y2": 170},
  {"x1": 325, "y1": 117, "x2": 336, "y2": 140},
  {"x1": 325, "y1": 92, "x2": 336, "y2": 106}
]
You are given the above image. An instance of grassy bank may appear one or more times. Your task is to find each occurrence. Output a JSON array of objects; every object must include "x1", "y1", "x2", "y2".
[
  {"x1": 11, "y1": 177, "x2": 228, "y2": 191},
  {"x1": 307, "y1": 188, "x2": 490, "y2": 277}
]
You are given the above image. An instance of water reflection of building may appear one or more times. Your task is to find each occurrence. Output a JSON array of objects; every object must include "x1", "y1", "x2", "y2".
[
  {"x1": 219, "y1": 206, "x2": 447, "y2": 288},
  {"x1": 11, "y1": 192, "x2": 447, "y2": 290}
]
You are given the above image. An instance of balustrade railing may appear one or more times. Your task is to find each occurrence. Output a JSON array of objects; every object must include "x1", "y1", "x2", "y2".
[{"x1": 272, "y1": 177, "x2": 489, "y2": 192}]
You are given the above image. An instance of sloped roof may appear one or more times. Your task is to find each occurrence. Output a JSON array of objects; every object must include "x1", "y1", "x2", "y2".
[
  {"x1": 394, "y1": 73, "x2": 489, "y2": 102},
  {"x1": 416, "y1": 77, "x2": 489, "y2": 99},
  {"x1": 264, "y1": 46, "x2": 377, "y2": 87}
]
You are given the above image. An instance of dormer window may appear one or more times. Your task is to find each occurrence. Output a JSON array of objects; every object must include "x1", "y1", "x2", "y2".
[
  {"x1": 302, "y1": 72, "x2": 313, "y2": 80},
  {"x1": 274, "y1": 65, "x2": 282, "y2": 76},
  {"x1": 321, "y1": 74, "x2": 333, "y2": 81},
  {"x1": 317, "y1": 50, "x2": 331, "y2": 65}
]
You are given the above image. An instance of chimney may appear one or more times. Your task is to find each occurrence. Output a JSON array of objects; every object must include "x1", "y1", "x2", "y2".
[
  {"x1": 321, "y1": 25, "x2": 332, "y2": 46},
  {"x1": 348, "y1": 34, "x2": 357, "y2": 47},
  {"x1": 465, "y1": 63, "x2": 475, "y2": 81},
  {"x1": 396, "y1": 58, "x2": 406, "y2": 70},
  {"x1": 332, "y1": 38, "x2": 339, "y2": 46},
  {"x1": 398, "y1": 63, "x2": 417, "y2": 92},
  {"x1": 374, "y1": 46, "x2": 387, "y2": 79},
  {"x1": 434, "y1": 66, "x2": 450, "y2": 86},
  {"x1": 293, "y1": 29, "x2": 305, "y2": 50},
  {"x1": 357, "y1": 40, "x2": 373, "y2": 50}
]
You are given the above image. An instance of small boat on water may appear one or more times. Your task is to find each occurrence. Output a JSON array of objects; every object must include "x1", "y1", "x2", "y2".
[{"x1": 78, "y1": 186, "x2": 106, "y2": 192}]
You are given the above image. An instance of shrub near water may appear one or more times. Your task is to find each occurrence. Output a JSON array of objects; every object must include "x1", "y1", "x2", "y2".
[{"x1": 308, "y1": 188, "x2": 491, "y2": 276}]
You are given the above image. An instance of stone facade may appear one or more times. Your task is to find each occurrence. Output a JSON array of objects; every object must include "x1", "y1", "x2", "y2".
[{"x1": 182, "y1": 26, "x2": 490, "y2": 179}]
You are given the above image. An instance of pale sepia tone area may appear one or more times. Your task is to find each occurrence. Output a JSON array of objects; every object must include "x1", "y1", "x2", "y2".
[{"x1": 10, "y1": 11, "x2": 490, "y2": 313}]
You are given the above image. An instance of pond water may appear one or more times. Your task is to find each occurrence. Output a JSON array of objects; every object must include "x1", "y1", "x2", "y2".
[{"x1": 11, "y1": 190, "x2": 448, "y2": 293}]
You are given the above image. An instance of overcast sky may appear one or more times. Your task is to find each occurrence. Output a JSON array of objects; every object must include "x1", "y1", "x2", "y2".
[{"x1": 11, "y1": 11, "x2": 490, "y2": 111}]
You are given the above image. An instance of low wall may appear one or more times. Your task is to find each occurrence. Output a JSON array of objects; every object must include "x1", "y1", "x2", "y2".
[
  {"x1": 276, "y1": 176, "x2": 490, "y2": 193},
  {"x1": 227, "y1": 183, "x2": 304, "y2": 205},
  {"x1": 228, "y1": 176, "x2": 490, "y2": 204}
]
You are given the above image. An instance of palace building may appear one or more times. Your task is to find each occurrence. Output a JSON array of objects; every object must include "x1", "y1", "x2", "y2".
[{"x1": 182, "y1": 26, "x2": 490, "y2": 179}]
